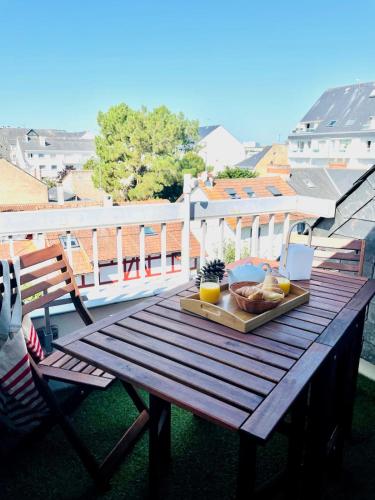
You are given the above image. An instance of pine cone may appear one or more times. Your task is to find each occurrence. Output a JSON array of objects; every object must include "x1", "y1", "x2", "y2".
[{"x1": 195, "y1": 259, "x2": 226, "y2": 287}]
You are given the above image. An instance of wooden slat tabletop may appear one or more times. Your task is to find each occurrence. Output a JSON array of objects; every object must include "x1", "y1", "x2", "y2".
[{"x1": 54, "y1": 270, "x2": 374, "y2": 440}]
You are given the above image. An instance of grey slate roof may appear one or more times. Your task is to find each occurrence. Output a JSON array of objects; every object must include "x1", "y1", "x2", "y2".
[
  {"x1": 288, "y1": 168, "x2": 366, "y2": 200},
  {"x1": 0, "y1": 128, "x2": 89, "y2": 146},
  {"x1": 235, "y1": 146, "x2": 271, "y2": 169},
  {"x1": 48, "y1": 187, "x2": 77, "y2": 202},
  {"x1": 289, "y1": 81, "x2": 375, "y2": 137},
  {"x1": 198, "y1": 125, "x2": 220, "y2": 140},
  {"x1": 313, "y1": 165, "x2": 375, "y2": 239},
  {"x1": 20, "y1": 138, "x2": 95, "y2": 153}
]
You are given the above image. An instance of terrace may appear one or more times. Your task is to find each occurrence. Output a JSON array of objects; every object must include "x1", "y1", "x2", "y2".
[{"x1": 1, "y1": 175, "x2": 374, "y2": 500}]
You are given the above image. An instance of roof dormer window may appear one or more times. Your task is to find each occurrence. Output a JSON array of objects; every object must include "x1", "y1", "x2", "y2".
[
  {"x1": 224, "y1": 188, "x2": 240, "y2": 199},
  {"x1": 267, "y1": 186, "x2": 282, "y2": 196},
  {"x1": 327, "y1": 120, "x2": 337, "y2": 127},
  {"x1": 243, "y1": 187, "x2": 255, "y2": 198}
]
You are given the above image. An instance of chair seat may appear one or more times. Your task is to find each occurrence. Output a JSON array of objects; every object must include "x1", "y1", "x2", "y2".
[{"x1": 39, "y1": 350, "x2": 115, "y2": 389}]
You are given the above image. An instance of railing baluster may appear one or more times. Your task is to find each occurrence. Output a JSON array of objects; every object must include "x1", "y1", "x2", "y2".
[
  {"x1": 283, "y1": 213, "x2": 290, "y2": 244},
  {"x1": 218, "y1": 218, "x2": 225, "y2": 261},
  {"x1": 181, "y1": 174, "x2": 192, "y2": 280},
  {"x1": 8, "y1": 235, "x2": 14, "y2": 258},
  {"x1": 92, "y1": 228, "x2": 99, "y2": 288},
  {"x1": 268, "y1": 214, "x2": 275, "y2": 259},
  {"x1": 66, "y1": 230, "x2": 72, "y2": 265},
  {"x1": 116, "y1": 226, "x2": 123, "y2": 284},
  {"x1": 200, "y1": 219, "x2": 207, "y2": 267},
  {"x1": 36, "y1": 232, "x2": 45, "y2": 249},
  {"x1": 235, "y1": 217, "x2": 242, "y2": 261},
  {"x1": 161, "y1": 223, "x2": 167, "y2": 278},
  {"x1": 139, "y1": 225, "x2": 146, "y2": 279},
  {"x1": 251, "y1": 215, "x2": 260, "y2": 257}
]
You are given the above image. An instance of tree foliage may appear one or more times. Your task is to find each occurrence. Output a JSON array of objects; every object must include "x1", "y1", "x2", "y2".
[
  {"x1": 87, "y1": 103, "x2": 201, "y2": 201},
  {"x1": 216, "y1": 167, "x2": 258, "y2": 179}
]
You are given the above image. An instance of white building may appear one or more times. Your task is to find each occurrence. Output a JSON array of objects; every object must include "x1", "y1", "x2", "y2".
[
  {"x1": 198, "y1": 125, "x2": 246, "y2": 173},
  {"x1": 288, "y1": 82, "x2": 375, "y2": 170},
  {"x1": 0, "y1": 127, "x2": 95, "y2": 180}
]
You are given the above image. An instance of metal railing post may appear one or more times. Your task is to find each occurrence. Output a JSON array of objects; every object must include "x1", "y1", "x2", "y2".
[{"x1": 181, "y1": 174, "x2": 192, "y2": 281}]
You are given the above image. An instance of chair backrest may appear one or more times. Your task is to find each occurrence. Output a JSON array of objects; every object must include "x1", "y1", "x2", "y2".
[
  {"x1": 0, "y1": 243, "x2": 93, "y2": 325},
  {"x1": 289, "y1": 234, "x2": 366, "y2": 276}
]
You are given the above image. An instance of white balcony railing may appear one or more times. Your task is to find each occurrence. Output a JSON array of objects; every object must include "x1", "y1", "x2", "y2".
[{"x1": 0, "y1": 175, "x2": 336, "y2": 292}]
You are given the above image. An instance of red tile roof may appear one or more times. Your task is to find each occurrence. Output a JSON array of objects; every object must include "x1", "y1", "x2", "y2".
[
  {"x1": 198, "y1": 176, "x2": 312, "y2": 229},
  {"x1": 0, "y1": 240, "x2": 38, "y2": 260},
  {"x1": 44, "y1": 224, "x2": 200, "y2": 276},
  {"x1": 199, "y1": 176, "x2": 296, "y2": 200}
]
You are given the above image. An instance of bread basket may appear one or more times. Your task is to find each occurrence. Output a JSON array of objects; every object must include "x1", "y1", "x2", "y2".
[{"x1": 229, "y1": 281, "x2": 284, "y2": 314}]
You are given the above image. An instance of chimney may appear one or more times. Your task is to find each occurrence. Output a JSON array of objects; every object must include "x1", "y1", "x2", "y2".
[
  {"x1": 56, "y1": 184, "x2": 65, "y2": 204},
  {"x1": 103, "y1": 194, "x2": 113, "y2": 207}
]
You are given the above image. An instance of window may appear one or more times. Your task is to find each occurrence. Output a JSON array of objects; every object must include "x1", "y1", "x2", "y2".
[
  {"x1": 297, "y1": 222, "x2": 306, "y2": 234},
  {"x1": 267, "y1": 186, "x2": 282, "y2": 196},
  {"x1": 59, "y1": 235, "x2": 80, "y2": 249},
  {"x1": 243, "y1": 187, "x2": 255, "y2": 198},
  {"x1": 51, "y1": 165, "x2": 57, "y2": 170},
  {"x1": 39, "y1": 165, "x2": 46, "y2": 170},
  {"x1": 369, "y1": 89, "x2": 375, "y2": 98},
  {"x1": 339, "y1": 139, "x2": 351, "y2": 152},
  {"x1": 28, "y1": 153, "x2": 33, "y2": 158},
  {"x1": 297, "y1": 141, "x2": 304, "y2": 152},
  {"x1": 327, "y1": 120, "x2": 337, "y2": 127},
  {"x1": 224, "y1": 188, "x2": 240, "y2": 199},
  {"x1": 144, "y1": 226, "x2": 157, "y2": 236},
  {"x1": 367, "y1": 140, "x2": 372, "y2": 151},
  {"x1": 38, "y1": 153, "x2": 45, "y2": 158}
]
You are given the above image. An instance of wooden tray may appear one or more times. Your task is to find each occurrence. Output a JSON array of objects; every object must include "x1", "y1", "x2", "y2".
[{"x1": 180, "y1": 283, "x2": 310, "y2": 333}]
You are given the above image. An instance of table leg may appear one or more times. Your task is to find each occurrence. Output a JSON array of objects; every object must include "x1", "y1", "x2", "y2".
[
  {"x1": 303, "y1": 353, "x2": 337, "y2": 500},
  {"x1": 149, "y1": 394, "x2": 171, "y2": 498},
  {"x1": 237, "y1": 432, "x2": 257, "y2": 500},
  {"x1": 330, "y1": 309, "x2": 366, "y2": 473},
  {"x1": 285, "y1": 389, "x2": 308, "y2": 499}
]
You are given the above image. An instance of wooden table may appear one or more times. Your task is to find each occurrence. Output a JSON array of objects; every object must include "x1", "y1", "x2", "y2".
[{"x1": 54, "y1": 269, "x2": 375, "y2": 498}]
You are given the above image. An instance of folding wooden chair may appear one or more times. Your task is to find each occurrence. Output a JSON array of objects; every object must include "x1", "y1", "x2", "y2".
[
  {"x1": 0, "y1": 243, "x2": 149, "y2": 487},
  {"x1": 290, "y1": 234, "x2": 366, "y2": 275}
]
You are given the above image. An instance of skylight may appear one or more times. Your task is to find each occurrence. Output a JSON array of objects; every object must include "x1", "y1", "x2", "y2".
[
  {"x1": 243, "y1": 187, "x2": 255, "y2": 198},
  {"x1": 59, "y1": 235, "x2": 80, "y2": 249},
  {"x1": 267, "y1": 186, "x2": 282, "y2": 197},
  {"x1": 327, "y1": 120, "x2": 337, "y2": 127},
  {"x1": 144, "y1": 226, "x2": 157, "y2": 236},
  {"x1": 224, "y1": 188, "x2": 240, "y2": 199},
  {"x1": 302, "y1": 178, "x2": 316, "y2": 188}
]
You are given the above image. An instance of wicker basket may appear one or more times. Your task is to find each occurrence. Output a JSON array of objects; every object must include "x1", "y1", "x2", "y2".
[{"x1": 229, "y1": 281, "x2": 284, "y2": 314}]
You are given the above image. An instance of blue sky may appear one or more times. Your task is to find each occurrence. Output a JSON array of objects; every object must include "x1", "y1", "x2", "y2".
[{"x1": 1, "y1": 0, "x2": 374, "y2": 144}]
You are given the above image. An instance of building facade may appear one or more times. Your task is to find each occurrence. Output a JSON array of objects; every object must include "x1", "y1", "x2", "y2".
[
  {"x1": 0, "y1": 128, "x2": 95, "y2": 180},
  {"x1": 198, "y1": 125, "x2": 246, "y2": 173},
  {"x1": 288, "y1": 82, "x2": 375, "y2": 170},
  {"x1": 0, "y1": 159, "x2": 48, "y2": 204}
]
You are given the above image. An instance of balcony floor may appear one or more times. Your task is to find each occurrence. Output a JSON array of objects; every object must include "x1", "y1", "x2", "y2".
[{"x1": 1, "y1": 375, "x2": 374, "y2": 499}]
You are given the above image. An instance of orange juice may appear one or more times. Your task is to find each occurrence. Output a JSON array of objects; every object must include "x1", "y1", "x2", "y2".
[
  {"x1": 277, "y1": 277, "x2": 291, "y2": 296},
  {"x1": 199, "y1": 282, "x2": 221, "y2": 304}
]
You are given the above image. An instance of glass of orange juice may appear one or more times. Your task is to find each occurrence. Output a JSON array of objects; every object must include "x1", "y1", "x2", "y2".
[
  {"x1": 274, "y1": 270, "x2": 291, "y2": 296},
  {"x1": 199, "y1": 275, "x2": 221, "y2": 304}
]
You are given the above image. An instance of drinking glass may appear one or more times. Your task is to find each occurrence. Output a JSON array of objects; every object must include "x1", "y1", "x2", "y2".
[{"x1": 199, "y1": 275, "x2": 221, "y2": 304}]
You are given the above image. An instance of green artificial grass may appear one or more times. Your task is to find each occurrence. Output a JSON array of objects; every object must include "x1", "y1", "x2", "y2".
[{"x1": 1, "y1": 375, "x2": 374, "y2": 500}]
